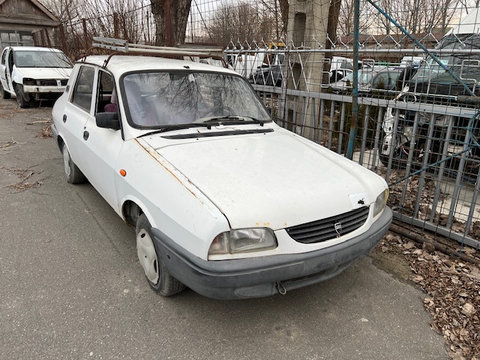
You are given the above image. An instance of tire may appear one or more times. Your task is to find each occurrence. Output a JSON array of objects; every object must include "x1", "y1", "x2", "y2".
[
  {"x1": 0, "y1": 81, "x2": 11, "y2": 99},
  {"x1": 136, "y1": 214, "x2": 185, "y2": 297},
  {"x1": 62, "y1": 143, "x2": 86, "y2": 184},
  {"x1": 14, "y1": 83, "x2": 33, "y2": 108}
]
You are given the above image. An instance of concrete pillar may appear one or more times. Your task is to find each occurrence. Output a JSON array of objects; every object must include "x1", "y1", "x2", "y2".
[{"x1": 286, "y1": 0, "x2": 330, "y2": 135}]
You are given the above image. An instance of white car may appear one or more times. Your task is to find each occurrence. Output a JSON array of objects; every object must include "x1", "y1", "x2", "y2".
[
  {"x1": 0, "y1": 46, "x2": 72, "y2": 108},
  {"x1": 51, "y1": 55, "x2": 392, "y2": 299}
]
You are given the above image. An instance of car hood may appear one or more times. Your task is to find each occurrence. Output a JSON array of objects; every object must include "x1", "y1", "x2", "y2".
[
  {"x1": 143, "y1": 129, "x2": 385, "y2": 230},
  {"x1": 14, "y1": 67, "x2": 72, "y2": 79}
]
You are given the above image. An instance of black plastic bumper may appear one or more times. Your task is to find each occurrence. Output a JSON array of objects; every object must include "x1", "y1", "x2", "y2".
[{"x1": 151, "y1": 207, "x2": 393, "y2": 299}]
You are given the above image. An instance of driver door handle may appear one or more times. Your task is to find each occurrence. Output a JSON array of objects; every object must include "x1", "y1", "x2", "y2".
[{"x1": 83, "y1": 131, "x2": 89, "y2": 141}]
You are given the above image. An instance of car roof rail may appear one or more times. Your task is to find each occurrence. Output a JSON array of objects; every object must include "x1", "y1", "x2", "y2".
[{"x1": 88, "y1": 37, "x2": 227, "y2": 68}]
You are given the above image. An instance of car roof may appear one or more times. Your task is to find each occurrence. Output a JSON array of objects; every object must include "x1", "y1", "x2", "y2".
[
  {"x1": 9, "y1": 46, "x2": 64, "y2": 52},
  {"x1": 78, "y1": 55, "x2": 239, "y2": 78}
]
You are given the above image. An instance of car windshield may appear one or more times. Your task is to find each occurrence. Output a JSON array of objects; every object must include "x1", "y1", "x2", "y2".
[
  {"x1": 14, "y1": 50, "x2": 72, "y2": 68},
  {"x1": 341, "y1": 70, "x2": 375, "y2": 85},
  {"x1": 122, "y1": 71, "x2": 271, "y2": 128}
]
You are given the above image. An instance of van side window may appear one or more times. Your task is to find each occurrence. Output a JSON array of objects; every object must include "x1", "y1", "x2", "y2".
[{"x1": 71, "y1": 66, "x2": 95, "y2": 112}]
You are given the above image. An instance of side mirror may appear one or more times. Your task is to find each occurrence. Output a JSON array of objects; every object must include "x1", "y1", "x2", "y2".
[{"x1": 96, "y1": 112, "x2": 120, "y2": 130}]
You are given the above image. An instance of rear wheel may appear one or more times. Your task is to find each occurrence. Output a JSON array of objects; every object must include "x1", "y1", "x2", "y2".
[
  {"x1": 136, "y1": 214, "x2": 185, "y2": 296},
  {"x1": 62, "y1": 143, "x2": 86, "y2": 184}
]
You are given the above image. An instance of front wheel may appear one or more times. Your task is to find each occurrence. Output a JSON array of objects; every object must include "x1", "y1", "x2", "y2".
[
  {"x1": 14, "y1": 84, "x2": 32, "y2": 108},
  {"x1": 136, "y1": 214, "x2": 185, "y2": 296}
]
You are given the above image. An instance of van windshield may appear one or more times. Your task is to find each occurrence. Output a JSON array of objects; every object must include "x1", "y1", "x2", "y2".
[
  {"x1": 122, "y1": 71, "x2": 271, "y2": 128},
  {"x1": 14, "y1": 50, "x2": 72, "y2": 68}
]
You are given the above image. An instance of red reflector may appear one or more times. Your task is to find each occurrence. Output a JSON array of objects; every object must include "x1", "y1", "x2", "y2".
[{"x1": 119, "y1": 169, "x2": 127, "y2": 177}]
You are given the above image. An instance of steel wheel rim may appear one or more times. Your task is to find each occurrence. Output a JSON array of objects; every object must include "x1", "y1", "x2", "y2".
[
  {"x1": 137, "y1": 229, "x2": 159, "y2": 284},
  {"x1": 63, "y1": 147, "x2": 71, "y2": 177}
]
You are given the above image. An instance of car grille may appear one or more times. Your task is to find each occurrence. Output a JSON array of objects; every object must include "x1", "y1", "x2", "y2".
[
  {"x1": 60, "y1": 79, "x2": 68, "y2": 86},
  {"x1": 286, "y1": 206, "x2": 369, "y2": 244},
  {"x1": 38, "y1": 79, "x2": 57, "y2": 86}
]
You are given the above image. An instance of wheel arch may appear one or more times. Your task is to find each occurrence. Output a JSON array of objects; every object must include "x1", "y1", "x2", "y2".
[
  {"x1": 121, "y1": 196, "x2": 156, "y2": 228},
  {"x1": 56, "y1": 134, "x2": 65, "y2": 152}
]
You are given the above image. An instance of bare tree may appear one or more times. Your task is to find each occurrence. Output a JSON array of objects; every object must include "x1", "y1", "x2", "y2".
[
  {"x1": 208, "y1": 2, "x2": 276, "y2": 47},
  {"x1": 150, "y1": 0, "x2": 192, "y2": 46},
  {"x1": 326, "y1": 0, "x2": 342, "y2": 45},
  {"x1": 260, "y1": 0, "x2": 289, "y2": 38},
  {"x1": 338, "y1": 0, "x2": 461, "y2": 38},
  {"x1": 337, "y1": 0, "x2": 374, "y2": 37}
]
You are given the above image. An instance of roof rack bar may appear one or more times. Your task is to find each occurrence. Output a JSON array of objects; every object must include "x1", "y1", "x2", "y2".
[
  {"x1": 92, "y1": 37, "x2": 223, "y2": 57},
  {"x1": 90, "y1": 37, "x2": 227, "y2": 68},
  {"x1": 128, "y1": 42, "x2": 222, "y2": 53}
]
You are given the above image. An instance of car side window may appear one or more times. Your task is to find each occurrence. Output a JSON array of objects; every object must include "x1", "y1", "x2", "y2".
[
  {"x1": 95, "y1": 71, "x2": 117, "y2": 114},
  {"x1": 71, "y1": 66, "x2": 95, "y2": 112}
]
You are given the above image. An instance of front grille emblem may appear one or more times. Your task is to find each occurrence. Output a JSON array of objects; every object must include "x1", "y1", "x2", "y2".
[{"x1": 334, "y1": 222, "x2": 343, "y2": 237}]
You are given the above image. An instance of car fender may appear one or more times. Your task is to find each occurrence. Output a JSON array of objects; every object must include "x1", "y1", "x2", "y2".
[
  {"x1": 11, "y1": 66, "x2": 24, "y2": 85},
  {"x1": 113, "y1": 139, "x2": 230, "y2": 259},
  {"x1": 118, "y1": 193, "x2": 157, "y2": 227}
]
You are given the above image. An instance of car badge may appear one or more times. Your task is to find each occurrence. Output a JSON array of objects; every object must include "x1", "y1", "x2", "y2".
[{"x1": 334, "y1": 222, "x2": 343, "y2": 237}]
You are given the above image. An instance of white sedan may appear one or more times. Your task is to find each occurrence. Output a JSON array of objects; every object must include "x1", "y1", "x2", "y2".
[{"x1": 51, "y1": 55, "x2": 392, "y2": 299}]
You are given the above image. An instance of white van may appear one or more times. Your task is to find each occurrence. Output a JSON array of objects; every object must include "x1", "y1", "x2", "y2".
[{"x1": 0, "y1": 46, "x2": 72, "y2": 107}]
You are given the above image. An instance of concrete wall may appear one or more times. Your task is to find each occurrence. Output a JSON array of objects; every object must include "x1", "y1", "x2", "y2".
[{"x1": 286, "y1": 0, "x2": 330, "y2": 132}]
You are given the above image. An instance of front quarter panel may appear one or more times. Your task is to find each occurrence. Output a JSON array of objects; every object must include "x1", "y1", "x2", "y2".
[
  {"x1": 115, "y1": 138, "x2": 230, "y2": 259},
  {"x1": 11, "y1": 65, "x2": 24, "y2": 85}
]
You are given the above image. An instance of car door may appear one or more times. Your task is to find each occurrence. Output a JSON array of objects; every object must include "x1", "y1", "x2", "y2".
[
  {"x1": 62, "y1": 65, "x2": 96, "y2": 173},
  {"x1": 6, "y1": 49, "x2": 14, "y2": 91},
  {"x1": 81, "y1": 69, "x2": 123, "y2": 209},
  {"x1": 0, "y1": 48, "x2": 10, "y2": 92}
]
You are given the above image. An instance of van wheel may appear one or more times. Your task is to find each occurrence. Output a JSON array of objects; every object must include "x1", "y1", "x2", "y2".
[
  {"x1": 62, "y1": 143, "x2": 86, "y2": 184},
  {"x1": 14, "y1": 84, "x2": 31, "y2": 108},
  {"x1": 136, "y1": 214, "x2": 185, "y2": 297},
  {"x1": 0, "y1": 82, "x2": 10, "y2": 99}
]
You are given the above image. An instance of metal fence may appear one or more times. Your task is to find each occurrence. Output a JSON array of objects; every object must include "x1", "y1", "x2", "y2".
[
  {"x1": 49, "y1": 0, "x2": 480, "y2": 248},
  {"x1": 224, "y1": 40, "x2": 480, "y2": 249}
]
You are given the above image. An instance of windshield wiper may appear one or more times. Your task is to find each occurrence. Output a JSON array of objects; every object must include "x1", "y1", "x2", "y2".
[
  {"x1": 197, "y1": 115, "x2": 267, "y2": 126},
  {"x1": 137, "y1": 123, "x2": 216, "y2": 137},
  {"x1": 137, "y1": 116, "x2": 269, "y2": 138}
]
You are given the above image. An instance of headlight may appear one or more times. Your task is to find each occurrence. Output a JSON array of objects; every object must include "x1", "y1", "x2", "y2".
[
  {"x1": 373, "y1": 189, "x2": 389, "y2": 217},
  {"x1": 23, "y1": 78, "x2": 36, "y2": 86},
  {"x1": 208, "y1": 228, "x2": 277, "y2": 257}
]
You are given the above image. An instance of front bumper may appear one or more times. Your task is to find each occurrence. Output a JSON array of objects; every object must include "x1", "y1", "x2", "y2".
[
  {"x1": 23, "y1": 85, "x2": 65, "y2": 99},
  {"x1": 151, "y1": 207, "x2": 393, "y2": 299}
]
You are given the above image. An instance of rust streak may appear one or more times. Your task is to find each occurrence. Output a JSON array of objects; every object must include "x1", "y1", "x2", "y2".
[{"x1": 135, "y1": 139, "x2": 201, "y2": 201}]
